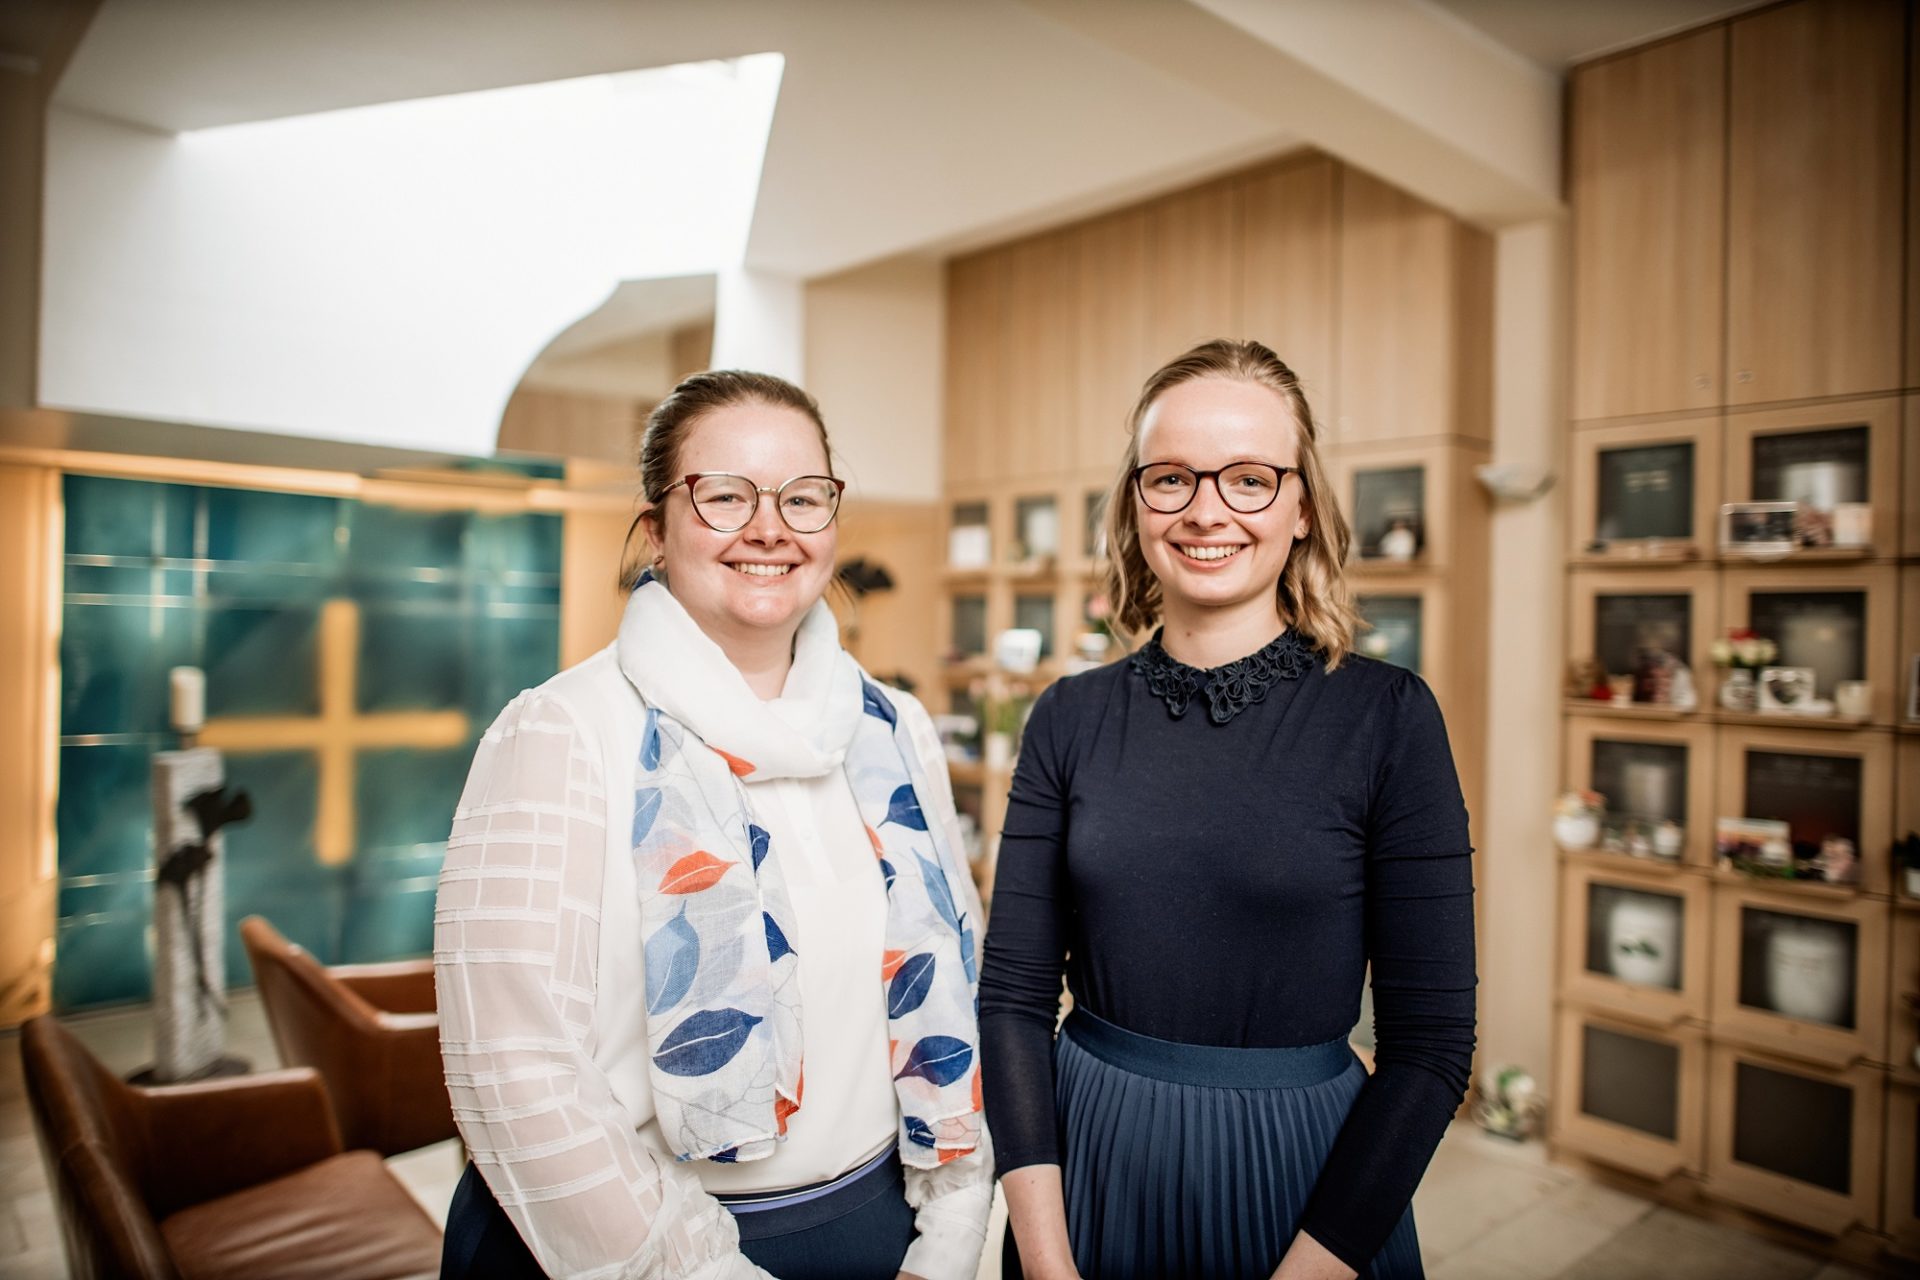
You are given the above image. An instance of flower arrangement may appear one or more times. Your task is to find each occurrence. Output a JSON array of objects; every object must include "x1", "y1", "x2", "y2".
[{"x1": 1710, "y1": 628, "x2": 1778, "y2": 670}]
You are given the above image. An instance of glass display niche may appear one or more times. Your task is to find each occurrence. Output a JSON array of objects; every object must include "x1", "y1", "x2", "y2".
[
  {"x1": 1590, "y1": 738, "x2": 1688, "y2": 827},
  {"x1": 1742, "y1": 749, "x2": 1862, "y2": 860},
  {"x1": 1356, "y1": 595, "x2": 1422, "y2": 672},
  {"x1": 1737, "y1": 907, "x2": 1858, "y2": 1031},
  {"x1": 1732, "y1": 1059, "x2": 1853, "y2": 1195},
  {"x1": 1351, "y1": 466, "x2": 1425, "y2": 561},
  {"x1": 1593, "y1": 593, "x2": 1690, "y2": 680},
  {"x1": 1748, "y1": 591, "x2": 1866, "y2": 702},
  {"x1": 1587, "y1": 884, "x2": 1685, "y2": 992},
  {"x1": 1595, "y1": 442, "x2": 1694, "y2": 544},
  {"x1": 1581, "y1": 1023, "x2": 1680, "y2": 1142}
]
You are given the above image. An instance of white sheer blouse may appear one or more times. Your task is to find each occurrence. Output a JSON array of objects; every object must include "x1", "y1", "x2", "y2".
[{"x1": 434, "y1": 645, "x2": 992, "y2": 1280}]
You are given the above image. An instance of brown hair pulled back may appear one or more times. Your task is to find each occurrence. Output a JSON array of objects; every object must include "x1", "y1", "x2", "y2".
[
  {"x1": 621, "y1": 369, "x2": 833, "y2": 590},
  {"x1": 1099, "y1": 339, "x2": 1361, "y2": 669}
]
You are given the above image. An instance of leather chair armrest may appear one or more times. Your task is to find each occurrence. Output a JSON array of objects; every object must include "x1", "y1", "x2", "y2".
[
  {"x1": 141, "y1": 1068, "x2": 344, "y2": 1215},
  {"x1": 332, "y1": 961, "x2": 436, "y2": 1014}
]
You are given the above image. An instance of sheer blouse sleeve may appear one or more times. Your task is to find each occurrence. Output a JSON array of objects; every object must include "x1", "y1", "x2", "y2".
[{"x1": 435, "y1": 689, "x2": 770, "y2": 1280}]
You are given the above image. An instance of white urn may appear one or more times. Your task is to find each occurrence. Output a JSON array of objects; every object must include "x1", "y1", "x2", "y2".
[
  {"x1": 1607, "y1": 893, "x2": 1682, "y2": 990},
  {"x1": 1767, "y1": 918, "x2": 1851, "y2": 1026}
]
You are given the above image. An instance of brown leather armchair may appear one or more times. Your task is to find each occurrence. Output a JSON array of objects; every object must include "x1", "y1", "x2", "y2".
[
  {"x1": 239, "y1": 915, "x2": 456, "y2": 1158},
  {"x1": 21, "y1": 1014, "x2": 442, "y2": 1280}
]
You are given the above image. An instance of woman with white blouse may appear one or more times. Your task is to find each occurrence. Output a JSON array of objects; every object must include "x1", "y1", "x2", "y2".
[{"x1": 435, "y1": 370, "x2": 992, "y2": 1280}]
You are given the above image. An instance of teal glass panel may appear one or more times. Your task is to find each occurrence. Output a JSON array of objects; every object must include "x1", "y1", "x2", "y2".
[
  {"x1": 53, "y1": 915, "x2": 151, "y2": 1009},
  {"x1": 56, "y1": 744, "x2": 157, "y2": 880},
  {"x1": 57, "y1": 873, "x2": 150, "y2": 922},
  {"x1": 357, "y1": 747, "x2": 472, "y2": 853},
  {"x1": 204, "y1": 488, "x2": 343, "y2": 567},
  {"x1": 203, "y1": 604, "x2": 321, "y2": 717},
  {"x1": 467, "y1": 512, "x2": 563, "y2": 578},
  {"x1": 61, "y1": 600, "x2": 196, "y2": 735},
  {"x1": 225, "y1": 861, "x2": 348, "y2": 978},
  {"x1": 202, "y1": 561, "x2": 340, "y2": 604},
  {"x1": 469, "y1": 613, "x2": 561, "y2": 721},
  {"x1": 357, "y1": 604, "x2": 467, "y2": 711},
  {"x1": 219, "y1": 751, "x2": 320, "y2": 886},
  {"x1": 456, "y1": 455, "x2": 566, "y2": 481},
  {"x1": 64, "y1": 474, "x2": 194, "y2": 559},
  {"x1": 65, "y1": 564, "x2": 195, "y2": 598},
  {"x1": 341, "y1": 846, "x2": 444, "y2": 962},
  {"x1": 349, "y1": 505, "x2": 468, "y2": 576}
]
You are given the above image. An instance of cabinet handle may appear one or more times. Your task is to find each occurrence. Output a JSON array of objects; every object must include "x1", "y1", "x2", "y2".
[
  {"x1": 1736, "y1": 369, "x2": 1754, "y2": 384},
  {"x1": 1692, "y1": 374, "x2": 1710, "y2": 390}
]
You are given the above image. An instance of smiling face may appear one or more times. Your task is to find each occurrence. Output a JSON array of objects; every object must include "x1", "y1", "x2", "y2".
[
  {"x1": 645, "y1": 400, "x2": 839, "y2": 649},
  {"x1": 1133, "y1": 376, "x2": 1311, "y2": 629}
]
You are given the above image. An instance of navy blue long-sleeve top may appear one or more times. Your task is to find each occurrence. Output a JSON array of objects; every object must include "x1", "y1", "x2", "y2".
[{"x1": 977, "y1": 628, "x2": 1477, "y2": 1272}]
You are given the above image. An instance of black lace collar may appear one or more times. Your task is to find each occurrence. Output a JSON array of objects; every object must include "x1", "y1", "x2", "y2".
[{"x1": 1128, "y1": 626, "x2": 1313, "y2": 724}]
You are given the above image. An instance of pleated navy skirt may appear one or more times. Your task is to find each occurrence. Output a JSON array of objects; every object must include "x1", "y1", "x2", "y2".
[{"x1": 1005, "y1": 1008, "x2": 1424, "y2": 1280}]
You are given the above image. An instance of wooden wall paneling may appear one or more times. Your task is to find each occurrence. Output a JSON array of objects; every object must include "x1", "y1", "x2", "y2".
[
  {"x1": 1075, "y1": 209, "x2": 1152, "y2": 475},
  {"x1": 1450, "y1": 224, "x2": 1496, "y2": 446},
  {"x1": 1722, "y1": 397, "x2": 1903, "y2": 561},
  {"x1": 1905, "y1": 566, "x2": 1920, "y2": 736},
  {"x1": 944, "y1": 250, "x2": 1010, "y2": 489},
  {"x1": 1238, "y1": 157, "x2": 1338, "y2": 426},
  {"x1": 1704, "y1": 1040, "x2": 1885, "y2": 1236},
  {"x1": 1910, "y1": 5, "x2": 1920, "y2": 392},
  {"x1": 0, "y1": 465, "x2": 57, "y2": 1026},
  {"x1": 1005, "y1": 231, "x2": 1080, "y2": 478},
  {"x1": 1335, "y1": 168, "x2": 1456, "y2": 446},
  {"x1": 833, "y1": 499, "x2": 942, "y2": 699},
  {"x1": 1726, "y1": 0, "x2": 1905, "y2": 405},
  {"x1": 1712, "y1": 719, "x2": 1895, "y2": 895},
  {"x1": 1888, "y1": 1084, "x2": 1920, "y2": 1259},
  {"x1": 1891, "y1": 913, "x2": 1919, "y2": 1082},
  {"x1": 1560, "y1": 858, "x2": 1712, "y2": 1025},
  {"x1": 1569, "y1": 27, "x2": 1728, "y2": 421},
  {"x1": 1145, "y1": 178, "x2": 1241, "y2": 367},
  {"x1": 1718, "y1": 562, "x2": 1901, "y2": 727},
  {"x1": 1551, "y1": 1005, "x2": 1708, "y2": 1180},
  {"x1": 1568, "y1": 415, "x2": 1723, "y2": 562},
  {"x1": 1708, "y1": 880, "x2": 1891, "y2": 1071},
  {"x1": 1562, "y1": 713, "x2": 1719, "y2": 870},
  {"x1": 1905, "y1": 398, "x2": 1918, "y2": 558},
  {"x1": 1900, "y1": 734, "x2": 1920, "y2": 907}
]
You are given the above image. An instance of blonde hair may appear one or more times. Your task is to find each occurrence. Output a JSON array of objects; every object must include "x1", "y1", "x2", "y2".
[{"x1": 1099, "y1": 339, "x2": 1359, "y2": 670}]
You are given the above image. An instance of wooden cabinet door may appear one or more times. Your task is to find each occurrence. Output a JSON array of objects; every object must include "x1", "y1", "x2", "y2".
[
  {"x1": 1005, "y1": 231, "x2": 1079, "y2": 480},
  {"x1": 1238, "y1": 157, "x2": 1337, "y2": 429},
  {"x1": 1570, "y1": 27, "x2": 1727, "y2": 421},
  {"x1": 1075, "y1": 208, "x2": 1151, "y2": 474},
  {"x1": 1727, "y1": 0, "x2": 1904, "y2": 406},
  {"x1": 944, "y1": 249, "x2": 1009, "y2": 489},
  {"x1": 1145, "y1": 177, "x2": 1239, "y2": 364}
]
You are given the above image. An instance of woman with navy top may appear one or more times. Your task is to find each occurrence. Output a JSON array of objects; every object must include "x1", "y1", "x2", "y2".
[
  {"x1": 436, "y1": 371, "x2": 992, "y2": 1280},
  {"x1": 980, "y1": 340, "x2": 1476, "y2": 1280}
]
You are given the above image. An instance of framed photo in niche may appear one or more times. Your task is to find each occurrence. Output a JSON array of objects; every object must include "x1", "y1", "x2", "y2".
[
  {"x1": 1720, "y1": 502, "x2": 1797, "y2": 558},
  {"x1": 1351, "y1": 465, "x2": 1425, "y2": 561},
  {"x1": 1596, "y1": 442, "x2": 1694, "y2": 545}
]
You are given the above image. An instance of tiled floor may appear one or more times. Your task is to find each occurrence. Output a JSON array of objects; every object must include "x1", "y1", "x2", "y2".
[{"x1": 0, "y1": 996, "x2": 1880, "y2": 1279}]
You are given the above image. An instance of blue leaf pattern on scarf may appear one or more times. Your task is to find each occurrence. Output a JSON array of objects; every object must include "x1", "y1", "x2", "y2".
[
  {"x1": 917, "y1": 853, "x2": 962, "y2": 934},
  {"x1": 709, "y1": 1147, "x2": 739, "y2": 1163},
  {"x1": 887, "y1": 952, "x2": 936, "y2": 1017},
  {"x1": 749, "y1": 823, "x2": 770, "y2": 873},
  {"x1": 894, "y1": 1035, "x2": 973, "y2": 1086},
  {"x1": 959, "y1": 915, "x2": 978, "y2": 985},
  {"x1": 763, "y1": 912, "x2": 794, "y2": 964},
  {"x1": 903, "y1": 1116, "x2": 936, "y2": 1148},
  {"x1": 883, "y1": 783, "x2": 927, "y2": 832},
  {"x1": 654, "y1": 1009, "x2": 763, "y2": 1077},
  {"x1": 645, "y1": 904, "x2": 699, "y2": 1015},
  {"x1": 862, "y1": 680, "x2": 897, "y2": 725},
  {"x1": 641, "y1": 707, "x2": 662, "y2": 770},
  {"x1": 632, "y1": 787, "x2": 663, "y2": 846},
  {"x1": 878, "y1": 858, "x2": 896, "y2": 891}
]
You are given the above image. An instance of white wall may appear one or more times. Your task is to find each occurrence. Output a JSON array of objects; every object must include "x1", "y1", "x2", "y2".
[
  {"x1": 1477, "y1": 218, "x2": 1570, "y2": 1084},
  {"x1": 803, "y1": 256, "x2": 944, "y2": 502},
  {"x1": 39, "y1": 56, "x2": 781, "y2": 454}
]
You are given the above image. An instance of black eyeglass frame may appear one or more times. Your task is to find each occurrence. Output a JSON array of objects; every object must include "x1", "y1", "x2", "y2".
[
  {"x1": 1129, "y1": 461, "x2": 1304, "y2": 515},
  {"x1": 661, "y1": 472, "x2": 848, "y2": 534}
]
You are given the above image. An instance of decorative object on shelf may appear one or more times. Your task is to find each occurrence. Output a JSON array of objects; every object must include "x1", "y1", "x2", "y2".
[
  {"x1": 1719, "y1": 668, "x2": 1757, "y2": 713},
  {"x1": 1757, "y1": 665, "x2": 1816, "y2": 714},
  {"x1": 1719, "y1": 501, "x2": 1798, "y2": 558},
  {"x1": 1606, "y1": 674, "x2": 1635, "y2": 704},
  {"x1": 1554, "y1": 791, "x2": 1604, "y2": 852},
  {"x1": 1765, "y1": 916, "x2": 1851, "y2": 1027},
  {"x1": 1652, "y1": 820, "x2": 1685, "y2": 861},
  {"x1": 1895, "y1": 832, "x2": 1920, "y2": 899},
  {"x1": 982, "y1": 691, "x2": 1032, "y2": 771},
  {"x1": 993, "y1": 627, "x2": 1043, "y2": 675},
  {"x1": 1607, "y1": 891, "x2": 1682, "y2": 989},
  {"x1": 1829, "y1": 502, "x2": 1872, "y2": 548},
  {"x1": 1716, "y1": 816, "x2": 1793, "y2": 876},
  {"x1": 1377, "y1": 518, "x2": 1420, "y2": 562},
  {"x1": 1666, "y1": 661, "x2": 1697, "y2": 711},
  {"x1": 1471, "y1": 1064, "x2": 1544, "y2": 1141},
  {"x1": 1711, "y1": 628, "x2": 1776, "y2": 711},
  {"x1": 1565, "y1": 656, "x2": 1610, "y2": 702},
  {"x1": 1832, "y1": 680, "x2": 1871, "y2": 720},
  {"x1": 1014, "y1": 495, "x2": 1059, "y2": 563},
  {"x1": 1816, "y1": 836, "x2": 1857, "y2": 886},
  {"x1": 948, "y1": 502, "x2": 991, "y2": 570}
]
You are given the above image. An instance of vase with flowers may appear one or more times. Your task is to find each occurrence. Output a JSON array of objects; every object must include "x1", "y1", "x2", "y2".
[{"x1": 1711, "y1": 628, "x2": 1777, "y2": 712}]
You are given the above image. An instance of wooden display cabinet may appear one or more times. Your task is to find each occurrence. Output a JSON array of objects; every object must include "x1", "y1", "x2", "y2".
[
  {"x1": 1903, "y1": 566, "x2": 1920, "y2": 733},
  {"x1": 1720, "y1": 565, "x2": 1899, "y2": 726},
  {"x1": 1887, "y1": 1084, "x2": 1920, "y2": 1260},
  {"x1": 1709, "y1": 883, "x2": 1888, "y2": 1069},
  {"x1": 1722, "y1": 398, "x2": 1902, "y2": 561},
  {"x1": 1705, "y1": 1039, "x2": 1885, "y2": 1237},
  {"x1": 1901, "y1": 737, "x2": 1920, "y2": 907},
  {"x1": 1568, "y1": 567, "x2": 1717, "y2": 709},
  {"x1": 1560, "y1": 861, "x2": 1710, "y2": 1025},
  {"x1": 1354, "y1": 581, "x2": 1445, "y2": 689},
  {"x1": 1330, "y1": 443, "x2": 1474, "y2": 573},
  {"x1": 1904, "y1": 399, "x2": 1918, "y2": 559},
  {"x1": 1551, "y1": 1007, "x2": 1706, "y2": 1181},
  {"x1": 1569, "y1": 417, "x2": 1721, "y2": 563},
  {"x1": 1563, "y1": 715, "x2": 1716, "y2": 870},
  {"x1": 1892, "y1": 915, "x2": 1919, "y2": 1079},
  {"x1": 1713, "y1": 723, "x2": 1894, "y2": 894}
]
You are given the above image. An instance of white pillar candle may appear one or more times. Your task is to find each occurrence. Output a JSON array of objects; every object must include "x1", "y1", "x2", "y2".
[{"x1": 169, "y1": 666, "x2": 205, "y2": 733}]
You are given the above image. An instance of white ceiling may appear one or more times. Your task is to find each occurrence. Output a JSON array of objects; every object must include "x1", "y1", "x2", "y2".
[{"x1": 1426, "y1": 0, "x2": 1760, "y2": 71}]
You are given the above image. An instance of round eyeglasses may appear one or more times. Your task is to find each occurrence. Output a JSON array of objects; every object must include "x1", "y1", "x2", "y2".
[
  {"x1": 661, "y1": 472, "x2": 846, "y2": 534},
  {"x1": 1131, "y1": 461, "x2": 1302, "y2": 515}
]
